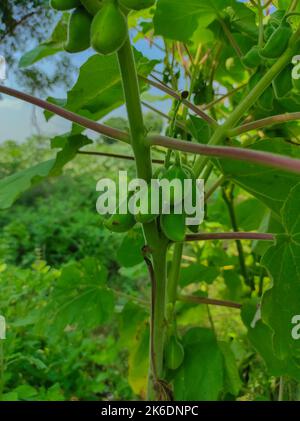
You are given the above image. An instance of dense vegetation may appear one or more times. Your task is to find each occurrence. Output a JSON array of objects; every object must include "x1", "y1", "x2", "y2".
[{"x1": 2, "y1": 0, "x2": 300, "y2": 401}]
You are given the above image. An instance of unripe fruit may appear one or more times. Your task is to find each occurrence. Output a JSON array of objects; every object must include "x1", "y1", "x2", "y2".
[
  {"x1": 103, "y1": 195, "x2": 136, "y2": 233},
  {"x1": 165, "y1": 336, "x2": 184, "y2": 370},
  {"x1": 160, "y1": 212, "x2": 186, "y2": 242},
  {"x1": 164, "y1": 164, "x2": 190, "y2": 207},
  {"x1": 80, "y1": 0, "x2": 103, "y2": 15},
  {"x1": 50, "y1": 0, "x2": 81, "y2": 10},
  {"x1": 91, "y1": 1, "x2": 127, "y2": 55},
  {"x1": 64, "y1": 7, "x2": 92, "y2": 53},
  {"x1": 119, "y1": 0, "x2": 155, "y2": 10},
  {"x1": 104, "y1": 211, "x2": 136, "y2": 233}
]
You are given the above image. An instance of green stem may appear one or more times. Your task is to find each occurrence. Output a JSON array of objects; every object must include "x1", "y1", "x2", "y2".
[
  {"x1": 117, "y1": 34, "x2": 168, "y2": 401},
  {"x1": 193, "y1": 42, "x2": 299, "y2": 177},
  {"x1": 258, "y1": 0, "x2": 264, "y2": 48},
  {"x1": 168, "y1": 243, "x2": 183, "y2": 305}
]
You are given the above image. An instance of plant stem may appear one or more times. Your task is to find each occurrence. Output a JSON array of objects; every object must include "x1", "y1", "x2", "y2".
[
  {"x1": 184, "y1": 232, "x2": 274, "y2": 242},
  {"x1": 168, "y1": 243, "x2": 183, "y2": 305},
  {"x1": 0, "y1": 85, "x2": 130, "y2": 144},
  {"x1": 257, "y1": 0, "x2": 265, "y2": 48},
  {"x1": 179, "y1": 295, "x2": 242, "y2": 309},
  {"x1": 117, "y1": 34, "x2": 168, "y2": 401},
  {"x1": 77, "y1": 150, "x2": 164, "y2": 164},
  {"x1": 229, "y1": 112, "x2": 300, "y2": 136},
  {"x1": 148, "y1": 134, "x2": 300, "y2": 175}
]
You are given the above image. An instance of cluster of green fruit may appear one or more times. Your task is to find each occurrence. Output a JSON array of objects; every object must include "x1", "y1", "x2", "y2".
[
  {"x1": 241, "y1": 11, "x2": 300, "y2": 112},
  {"x1": 104, "y1": 163, "x2": 199, "y2": 242},
  {"x1": 50, "y1": 0, "x2": 155, "y2": 55}
]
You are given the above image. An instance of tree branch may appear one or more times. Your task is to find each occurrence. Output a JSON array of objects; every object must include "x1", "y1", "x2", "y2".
[
  {"x1": 184, "y1": 232, "x2": 275, "y2": 242},
  {"x1": 148, "y1": 134, "x2": 300, "y2": 175},
  {"x1": 0, "y1": 84, "x2": 130, "y2": 144},
  {"x1": 229, "y1": 112, "x2": 300, "y2": 137},
  {"x1": 77, "y1": 150, "x2": 164, "y2": 164},
  {"x1": 179, "y1": 294, "x2": 242, "y2": 309}
]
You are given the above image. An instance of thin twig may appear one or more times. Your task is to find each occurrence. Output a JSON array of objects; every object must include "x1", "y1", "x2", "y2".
[
  {"x1": 179, "y1": 294, "x2": 242, "y2": 309},
  {"x1": 77, "y1": 150, "x2": 164, "y2": 164},
  {"x1": 138, "y1": 76, "x2": 217, "y2": 126},
  {"x1": 141, "y1": 101, "x2": 187, "y2": 132}
]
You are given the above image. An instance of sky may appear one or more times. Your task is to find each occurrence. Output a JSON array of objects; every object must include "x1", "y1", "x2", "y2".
[{"x1": 0, "y1": 29, "x2": 165, "y2": 144}]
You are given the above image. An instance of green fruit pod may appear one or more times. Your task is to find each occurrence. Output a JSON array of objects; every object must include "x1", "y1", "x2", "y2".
[
  {"x1": 165, "y1": 336, "x2": 184, "y2": 371},
  {"x1": 50, "y1": 0, "x2": 81, "y2": 10},
  {"x1": 160, "y1": 212, "x2": 186, "y2": 242},
  {"x1": 64, "y1": 7, "x2": 92, "y2": 53},
  {"x1": 119, "y1": 0, "x2": 155, "y2": 11},
  {"x1": 272, "y1": 66, "x2": 293, "y2": 99},
  {"x1": 241, "y1": 45, "x2": 261, "y2": 69},
  {"x1": 164, "y1": 164, "x2": 190, "y2": 207},
  {"x1": 91, "y1": 1, "x2": 127, "y2": 55},
  {"x1": 259, "y1": 23, "x2": 292, "y2": 59},
  {"x1": 104, "y1": 197, "x2": 136, "y2": 233},
  {"x1": 80, "y1": 0, "x2": 103, "y2": 15}
]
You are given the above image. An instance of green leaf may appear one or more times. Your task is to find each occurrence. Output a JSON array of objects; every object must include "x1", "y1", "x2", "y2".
[
  {"x1": 116, "y1": 230, "x2": 145, "y2": 268},
  {"x1": 174, "y1": 328, "x2": 224, "y2": 400},
  {"x1": 154, "y1": 0, "x2": 231, "y2": 42},
  {"x1": 261, "y1": 183, "x2": 300, "y2": 360},
  {"x1": 119, "y1": 301, "x2": 148, "y2": 348},
  {"x1": 0, "y1": 160, "x2": 55, "y2": 210},
  {"x1": 50, "y1": 133, "x2": 92, "y2": 176},
  {"x1": 126, "y1": 314, "x2": 149, "y2": 399},
  {"x1": 55, "y1": 50, "x2": 159, "y2": 124},
  {"x1": 227, "y1": 3, "x2": 258, "y2": 39},
  {"x1": 0, "y1": 133, "x2": 92, "y2": 209},
  {"x1": 180, "y1": 263, "x2": 219, "y2": 286},
  {"x1": 242, "y1": 301, "x2": 300, "y2": 380},
  {"x1": 217, "y1": 139, "x2": 300, "y2": 215},
  {"x1": 41, "y1": 257, "x2": 114, "y2": 331},
  {"x1": 219, "y1": 341, "x2": 242, "y2": 396},
  {"x1": 188, "y1": 115, "x2": 211, "y2": 144},
  {"x1": 19, "y1": 14, "x2": 68, "y2": 68}
]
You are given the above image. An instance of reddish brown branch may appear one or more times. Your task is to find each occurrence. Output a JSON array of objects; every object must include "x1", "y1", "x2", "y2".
[
  {"x1": 179, "y1": 295, "x2": 242, "y2": 309},
  {"x1": 185, "y1": 232, "x2": 275, "y2": 242},
  {"x1": 149, "y1": 134, "x2": 300, "y2": 175},
  {"x1": 0, "y1": 85, "x2": 130, "y2": 144}
]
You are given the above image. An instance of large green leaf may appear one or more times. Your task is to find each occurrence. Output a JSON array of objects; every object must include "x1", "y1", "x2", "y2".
[
  {"x1": 154, "y1": 0, "x2": 231, "y2": 42},
  {"x1": 217, "y1": 139, "x2": 300, "y2": 215},
  {"x1": 261, "y1": 183, "x2": 300, "y2": 360},
  {"x1": 19, "y1": 14, "x2": 68, "y2": 68},
  {"x1": 0, "y1": 134, "x2": 91, "y2": 210},
  {"x1": 40, "y1": 257, "x2": 114, "y2": 332},
  {"x1": 174, "y1": 328, "x2": 224, "y2": 400},
  {"x1": 242, "y1": 301, "x2": 300, "y2": 380},
  {"x1": 47, "y1": 50, "x2": 159, "y2": 125}
]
